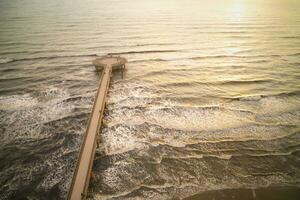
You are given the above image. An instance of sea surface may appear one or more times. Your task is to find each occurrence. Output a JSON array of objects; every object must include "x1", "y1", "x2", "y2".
[{"x1": 0, "y1": 0, "x2": 300, "y2": 199}]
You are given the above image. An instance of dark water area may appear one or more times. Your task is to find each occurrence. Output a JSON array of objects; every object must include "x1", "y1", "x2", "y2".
[
  {"x1": 0, "y1": 0, "x2": 300, "y2": 199},
  {"x1": 185, "y1": 186, "x2": 300, "y2": 200}
]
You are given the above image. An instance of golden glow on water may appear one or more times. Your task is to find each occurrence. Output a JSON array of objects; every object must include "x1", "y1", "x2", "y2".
[{"x1": 228, "y1": 0, "x2": 245, "y2": 21}]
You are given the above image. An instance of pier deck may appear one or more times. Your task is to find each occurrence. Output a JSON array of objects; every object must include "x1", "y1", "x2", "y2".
[{"x1": 68, "y1": 56, "x2": 126, "y2": 200}]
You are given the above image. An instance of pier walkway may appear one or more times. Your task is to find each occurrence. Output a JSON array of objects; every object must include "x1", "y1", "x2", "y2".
[{"x1": 68, "y1": 56, "x2": 127, "y2": 200}]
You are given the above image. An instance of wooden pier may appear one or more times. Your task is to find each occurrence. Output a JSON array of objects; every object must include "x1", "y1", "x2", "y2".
[{"x1": 68, "y1": 56, "x2": 127, "y2": 200}]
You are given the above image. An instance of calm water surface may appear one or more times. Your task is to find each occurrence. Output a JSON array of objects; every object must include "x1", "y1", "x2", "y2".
[{"x1": 0, "y1": 0, "x2": 300, "y2": 199}]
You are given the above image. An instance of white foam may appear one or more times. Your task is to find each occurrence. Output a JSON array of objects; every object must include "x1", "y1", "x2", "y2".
[
  {"x1": 100, "y1": 81, "x2": 298, "y2": 155},
  {"x1": 146, "y1": 106, "x2": 252, "y2": 132},
  {"x1": 259, "y1": 96, "x2": 300, "y2": 114},
  {"x1": 102, "y1": 125, "x2": 147, "y2": 155},
  {"x1": 0, "y1": 87, "x2": 75, "y2": 142},
  {"x1": 0, "y1": 57, "x2": 13, "y2": 64},
  {"x1": 108, "y1": 81, "x2": 159, "y2": 106},
  {"x1": 0, "y1": 94, "x2": 38, "y2": 110}
]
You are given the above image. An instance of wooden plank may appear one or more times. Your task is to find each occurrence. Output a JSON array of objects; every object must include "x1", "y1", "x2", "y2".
[{"x1": 68, "y1": 65, "x2": 112, "y2": 200}]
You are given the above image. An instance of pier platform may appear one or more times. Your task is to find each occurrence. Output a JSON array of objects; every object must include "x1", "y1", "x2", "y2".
[{"x1": 93, "y1": 55, "x2": 127, "y2": 71}]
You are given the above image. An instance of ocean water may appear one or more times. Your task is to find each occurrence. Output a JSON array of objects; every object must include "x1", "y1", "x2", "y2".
[{"x1": 0, "y1": 0, "x2": 300, "y2": 199}]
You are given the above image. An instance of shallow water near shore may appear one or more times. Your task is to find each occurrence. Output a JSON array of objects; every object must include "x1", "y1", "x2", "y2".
[{"x1": 0, "y1": 0, "x2": 300, "y2": 199}]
